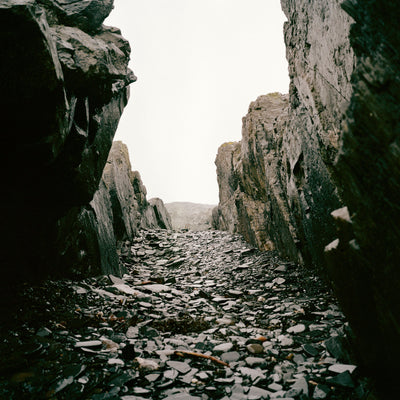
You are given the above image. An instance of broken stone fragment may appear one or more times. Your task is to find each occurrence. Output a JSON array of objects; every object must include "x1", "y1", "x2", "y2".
[
  {"x1": 327, "y1": 363, "x2": 357, "y2": 374},
  {"x1": 246, "y1": 343, "x2": 264, "y2": 354},
  {"x1": 74, "y1": 340, "x2": 102, "y2": 348},
  {"x1": 136, "y1": 357, "x2": 159, "y2": 371},
  {"x1": 166, "y1": 361, "x2": 192, "y2": 374},
  {"x1": 287, "y1": 324, "x2": 306, "y2": 334}
]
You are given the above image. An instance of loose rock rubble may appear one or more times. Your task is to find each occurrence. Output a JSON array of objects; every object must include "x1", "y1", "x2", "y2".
[{"x1": 0, "y1": 230, "x2": 372, "y2": 399}]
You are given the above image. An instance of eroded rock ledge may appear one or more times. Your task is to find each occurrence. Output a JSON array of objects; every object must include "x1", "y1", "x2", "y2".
[{"x1": 214, "y1": 0, "x2": 400, "y2": 392}]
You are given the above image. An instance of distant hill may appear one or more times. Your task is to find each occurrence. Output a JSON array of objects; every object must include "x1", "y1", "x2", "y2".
[{"x1": 165, "y1": 202, "x2": 216, "y2": 231}]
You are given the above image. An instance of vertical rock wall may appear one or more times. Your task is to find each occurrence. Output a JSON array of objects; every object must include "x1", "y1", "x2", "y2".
[
  {"x1": 280, "y1": 0, "x2": 354, "y2": 268},
  {"x1": 215, "y1": 0, "x2": 354, "y2": 267},
  {"x1": 215, "y1": 0, "x2": 400, "y2": 390},
  {"x1": 0, "y1": 0, "x2": 134, "y2": 281},
  {"x1": 325, "y1": 0, "x2": 400, "y2": 389},
  {"x1": 101, "y1": 141, "x2": 172, "y2": 241}
]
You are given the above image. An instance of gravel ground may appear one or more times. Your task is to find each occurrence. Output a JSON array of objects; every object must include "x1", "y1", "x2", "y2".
[{"x1": 0, "y1": 229, "x2": 373, "y2": 399}]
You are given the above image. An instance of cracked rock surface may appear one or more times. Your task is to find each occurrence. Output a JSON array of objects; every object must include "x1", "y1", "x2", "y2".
[{"x1": 0, "y1": 230, "x2": 372, "y2": 399}]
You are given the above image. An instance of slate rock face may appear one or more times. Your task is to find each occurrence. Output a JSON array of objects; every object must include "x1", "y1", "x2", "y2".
[
  {"x1": 214, "y1": 94, "x2": 292, "y2": 253},
  {"x1": 149, "y1": 198, "x2": 173, "y2": 230},
  {"x1": 325, "y1": 0, "x2": 400, "y2": 390},
  {"x1": 215, "y1": 0, "x2": 400, "y2": 390},
  {"x1": 0, "y1": 0, "x2": 134, "y2": 280},
  {"x1": 212, "y1": 142, "x2": 241, "y2": 234},
  {"x1": 102, "y1": 141, "x2": 143, "y2": 241},
  {"x1": 82, "y1": 141, "x2": 172, "y2": 273},
  {"x1": 39, "y1": 0, "x2": 114, "y2": 33},
  {"x1": 214, "y1": 1, "x2": 354, "y2": 266}
]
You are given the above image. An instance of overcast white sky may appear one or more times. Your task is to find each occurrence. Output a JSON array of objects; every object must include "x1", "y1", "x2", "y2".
[{"x1": 106, "y1": 0, "x2": 289, "y2": 205}]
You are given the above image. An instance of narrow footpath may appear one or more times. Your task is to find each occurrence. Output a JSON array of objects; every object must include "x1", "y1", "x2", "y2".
[{"x1": 0, "y1": 230, "x2": 371, "y2": 399}]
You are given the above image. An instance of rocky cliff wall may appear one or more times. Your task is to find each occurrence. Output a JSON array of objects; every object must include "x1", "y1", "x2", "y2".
[
  {"x1": 325, "y1": 0, "x2": 400, "y2": 390},
  {"x1": 214, "y1": 0, "x2": 400, "y2": 390},
  {"x1": 53, "y1": 140, "x2": 172, "y2": 278},
  {"x1": 215, "y1": 0, "x2": 354, "y2": 267},
  {"x1": 0, "y1": 0, "x2": 134, "y2": 281}
]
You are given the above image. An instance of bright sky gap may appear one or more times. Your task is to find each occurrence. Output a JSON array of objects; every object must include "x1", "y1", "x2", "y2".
[{"x1": 105, "y1": 0, "x2": 289, "y2": 204}]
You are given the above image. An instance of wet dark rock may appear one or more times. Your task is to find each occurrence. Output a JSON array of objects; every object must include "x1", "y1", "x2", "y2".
[
  {"x1": 313, "y1": 384, "x2": 330, "y2": 399},
  {"x1": 326, "y1": 370, "x2": 355, "y2": 388},
  {"x1": 121, "y1": 344, "x2": 136, "y2": 361},
  {"x1": 0, "y1": 0, "x2": 133, "y2": 281},
  {"x1": 302, "y1": 344, "x2": 320, "y2": 358},
  {"x1": 324, "y1": 335, "x2": 352, "y2": 363}
]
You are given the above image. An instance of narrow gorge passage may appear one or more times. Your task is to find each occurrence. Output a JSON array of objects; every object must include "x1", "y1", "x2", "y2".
[{"x1": 0, "y1": 230, "x2": 368, "y2": 399}]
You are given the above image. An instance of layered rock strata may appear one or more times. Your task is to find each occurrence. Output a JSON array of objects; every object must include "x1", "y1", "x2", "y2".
[
  {"x1": 101, "y1": 141, "x2": 172, "y2": 236},
  {"x1": 148, "y1": 198, "x2": 173, "y2": 230},
  {"x1": 0, "y1": 0, "x2": 134, "y2": 280},
  {"x1": 215, "y1": 0, "x2": 354, "y2": 268},
  {"x1": 214, "y1": 0, "x2": 400, "y2": 390}
]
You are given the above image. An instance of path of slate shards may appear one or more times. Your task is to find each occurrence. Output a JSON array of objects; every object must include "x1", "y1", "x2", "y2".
[{"x1": 0, "y1": 229, "x2": 373, "y2": 399}]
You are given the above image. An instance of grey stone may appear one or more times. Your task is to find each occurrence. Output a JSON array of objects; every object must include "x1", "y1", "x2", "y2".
[
  {"x1": 268, "y1": 382, "x2": 283, "y2": 392},
  {"x1": 247, "y1": 386, "x2": 272, "y2": 400},
  {"x1": 245, "y1": 357, "x2": 266, "y2": 367},
  {"x1": 221, "y1": 351, "x2": 241, "y2": 363},
  {"x1": 278, "y1": 335, "x2": 294, "y2": 347},
  {"x1": 324, "y1": 335, "x2": 351, "y2": 362},
  {"x1": 328, "y1": 363, "x2": 357, "y2": 374},
  {"x1": 287, "y1": 377, "x2": 308, "y2": 397},
  {"x1": 166, "y1": 361, "x2": 192, "y2": 374},
  {"x1": 0, "y1": 0, "x2": 134, "y2": 279},
  {"x1": 213, "y1": 343, "x2": 234, "y2": 353},
  {"x1": 246, "y1": 343, "x2": 264, "y2": 354},
  {"x1": 74, "y1": 340, "x2": 102, "y2": 348},
  {"x1": 287, "y1": 324, "x2": 306, "y2": 334},
  {"x1": 302, "y1": 344, "x2": 319, "y2": 357},
  {"x1": 162, "y1": 393, "x2": 202, "y2": 400},
  {"x1": 164, "y1": 369, "x2": 179, "y2": 380},
  {"x1": 239, "y1": 367, "x2": 266, "y2": 381}
]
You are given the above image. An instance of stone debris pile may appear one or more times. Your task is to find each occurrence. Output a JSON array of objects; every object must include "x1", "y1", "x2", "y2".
[{"x1": 0, "y1": 230, "x2": 371, "y2": 399}]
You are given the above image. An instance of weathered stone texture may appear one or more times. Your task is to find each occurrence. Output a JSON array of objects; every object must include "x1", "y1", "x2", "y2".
[
  {"x1": 279, "y1": 0, "x2": 354, "y2": 267},
  {"x1": 325, "y1": 0, "x2": 400, "y2": 389},
  {"x1": 102, "y1": 141, "x2": 141, "y2": 241},
  {"x1": 100, "y1": 141, "x2": 172, "y2": 238},
  {"x1": 214, "y1": 95, "x2": 293, "y2": 253},
  {"x1": 215, "y1": 0, "x2": 400, "y2": 392},
  {"x1": 149, "y1": 198, "x2": 173, "y2": 231},
  {"x1": 0, "y1": 0, "x2": 134, "y2": 280},
  {"x1": 215, "y1": 0, "x2": 354, "y2": 267},
  {"x1": 212, "y1": 142, "x2": 241, "y2": 233}
]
